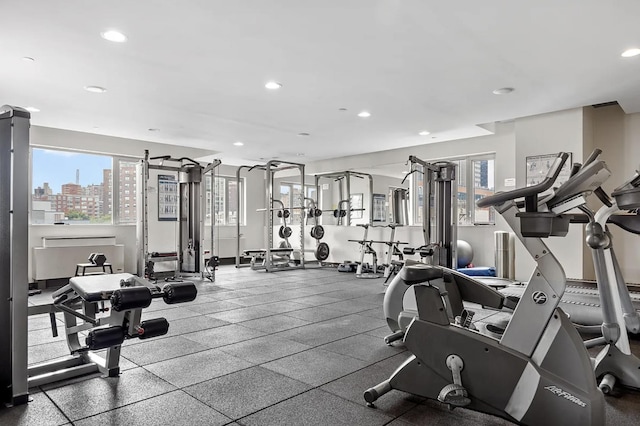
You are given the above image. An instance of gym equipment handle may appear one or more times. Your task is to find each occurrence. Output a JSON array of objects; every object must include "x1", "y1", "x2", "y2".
[{"x1": 477, "y1": 152, "x2": 569, "y2": 208}]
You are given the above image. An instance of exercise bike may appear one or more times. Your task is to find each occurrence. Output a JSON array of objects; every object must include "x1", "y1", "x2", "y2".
[{"x1": 364, "y1": 152, "x2": 605, "y2": 425}]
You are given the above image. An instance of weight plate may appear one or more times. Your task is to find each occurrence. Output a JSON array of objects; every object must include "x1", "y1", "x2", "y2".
[
  {"x1": 315, "y1": 242, "x2": 330, "y2": 261},
  {"x1": 310, "y1": 225, "x2": 324, "y2": 240},
  {"x1": 282, "y1": 226, "x2": 292, "y2": 238},
  {"x1": 278, "y1": 226, "x2": 285, "y2": 239}
]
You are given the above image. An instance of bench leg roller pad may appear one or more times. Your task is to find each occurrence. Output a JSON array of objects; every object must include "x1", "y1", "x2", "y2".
[
  {"x1": 138, "y1": 318, "x2": 170, "y2": 339},
  {"x1": 110, "y1": 287, "x2": 153, "y2": 311},
  {"x1": 163, "y1": 283, "x2": 198, "y2": 304},
  {"x1": 86, "y1": 326, "x2": 126, "y2": 350}
]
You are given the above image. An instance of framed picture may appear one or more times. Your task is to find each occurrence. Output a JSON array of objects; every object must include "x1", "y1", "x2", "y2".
[
  {"x1": 350, "y1": 193, "x2": 363, "y2": 219},
  {"x1": 158, "y1": 174, "x2": 178, "y2": 221},
  {"x1": 372, "y1": 193, "x2": 386, "y2": 222},
  {"x1": 525, "y1": 153, "x2": 572, "y2": 187}
]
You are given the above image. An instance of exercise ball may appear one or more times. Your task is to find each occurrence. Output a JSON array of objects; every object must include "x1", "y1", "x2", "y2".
[{"x1": 457, "y1": 240, "x2": 474, "y2": 268}]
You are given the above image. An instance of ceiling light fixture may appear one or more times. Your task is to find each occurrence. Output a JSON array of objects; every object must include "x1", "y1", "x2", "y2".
[
  {"x1": 233, "y1": 141, "x2": 244, "y2": 146},
  {"x1": 418, "y1": 130, "x2": 430, "y2": 136},
  {"x1": 84, "y1": 86, "x2": 107, "y2": 93},
  {"x1": 357, "y1": 111, "x2": 371, "y2": 118},
  {"x1": 265, "y1": 81, "x2": 282, "y2": 90},
  {"x1": 25, "y1": 106, "x2": 40, "y2": 112},
  {"x1": 621, "y1": 48, "x2": 640, "y2": 58},
  {"x1": 492, "y1": 87, "x2": 514, "y2": 95},
  {"x1": 22, "y1": 56, "x2": 35, "y2": 62},
  {"x1": 101, "y1": 30, "x2": 127, "y2": 43}
]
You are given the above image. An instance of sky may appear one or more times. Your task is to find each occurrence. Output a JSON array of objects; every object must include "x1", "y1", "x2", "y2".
[{"x1": 32, "y1": 149, "x2": 112, "y2": 193}]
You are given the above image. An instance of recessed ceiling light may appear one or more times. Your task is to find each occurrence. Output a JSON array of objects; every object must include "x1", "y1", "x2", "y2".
[
  {"x1": 148, "y1": 128, "x2": 160, "y2": 132},
  {"x1": 22, "y1": 56, "x2": 35, "y2": 62},
  {"x1": 233, "y1": 141, "x2": 244, "y2": 146},
  {"x1": 492, "y1": 87, "x2": 514, "y2": 95},
  {"x1": 25, "y1": 106, "x2": 40, "y2": 112},
  {"x1": 621, "y1": 48, "x2": 640, "y2": 58},
  {"x1": 84, "y1": 86, "x2": 107, "y2": 93},
  {"x1": 101, "y1": 30, "x2": 127, "y2": 43},
  {"x1": 265, "y1": 81, "x2": 282, "y2": 90},
  {"x1": 357, "y1": 111, "x2": 371, "y2": 118},
  {"x1": 297, "y1": 132, "x2": 310, "y2": 136},
  {"x1": 418, "y1": 130, "x2": 430, "y2": 136}
]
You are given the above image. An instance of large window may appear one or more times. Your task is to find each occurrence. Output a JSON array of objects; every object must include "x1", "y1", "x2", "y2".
[
  {"x1": 412, "y1": 154, "x2": 495, "y2": 226},
  {"x1": 31, "y1": 148, "x2": 136, "y2": 225},
  {"x1": 206, "y1": 175, "x2": 244, "y2": 226},
  {"x1": 279, "y1": 183, "x2": 316, "y2": 223}
]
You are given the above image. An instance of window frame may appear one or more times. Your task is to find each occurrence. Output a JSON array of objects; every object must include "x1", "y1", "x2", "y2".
[{"x1": 206, "y1": 174, "x2": 245, "y2": 226}]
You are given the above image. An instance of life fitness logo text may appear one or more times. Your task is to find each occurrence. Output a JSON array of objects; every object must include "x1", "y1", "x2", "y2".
[
  {"x1": 544, "y1": 386, "x2": 586, "y2": 408},
  {"x1": 532, "y1": 291, "x2": 548, "y2": 305}
]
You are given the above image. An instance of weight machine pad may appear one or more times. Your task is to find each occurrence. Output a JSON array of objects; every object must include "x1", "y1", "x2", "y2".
[
  {"x1": 399, "y1": 264, "x2": 444, "y2": 285},
  {"x1": 66, "y1": 273, "x2": 135, "y2": 302}
]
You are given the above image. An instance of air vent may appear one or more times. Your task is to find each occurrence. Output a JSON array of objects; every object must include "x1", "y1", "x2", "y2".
[{"x1": 592, "y1": 101, "x2": 619, "y2": 109}]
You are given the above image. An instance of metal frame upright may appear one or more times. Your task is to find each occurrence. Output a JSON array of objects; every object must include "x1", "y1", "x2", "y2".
[{"x1": 0, "y1": 105, "x2": 30, "y2": 406}]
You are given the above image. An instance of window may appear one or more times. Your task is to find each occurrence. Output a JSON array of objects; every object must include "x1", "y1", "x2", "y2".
[
  {"x1": 279, "y1": 183, "x2": 316, "y2": 223},
  {"x1": 31, "y1": 147, "x2": 138, "y2": 225},
  {"x1": 205, "y1": 175, "x2": 244, "y2": 226},
  {"x1": 411, "y1": 154, "x2": 495, "y2": 226}
]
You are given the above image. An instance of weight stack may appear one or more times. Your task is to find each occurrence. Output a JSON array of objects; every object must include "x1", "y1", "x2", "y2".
[{"x1": 494, "y1": 231, "x2": 514, "y2": 280}]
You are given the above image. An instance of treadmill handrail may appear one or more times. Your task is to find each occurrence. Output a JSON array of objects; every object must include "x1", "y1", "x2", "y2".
[{"x1": 477, "y1": 152, "x2": 569, "y2": 208}]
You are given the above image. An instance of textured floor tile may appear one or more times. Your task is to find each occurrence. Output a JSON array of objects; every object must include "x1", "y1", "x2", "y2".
[
  {"x1": 121, "y1": 335, "x2": 209, "y2": 365},
  {"x1": 323, "y1": 299, "x2": 381, "y2": 314},
  {"x1": 185, "y1": 366, "x2": 311, "y2": 419},
  {"x1": 182, "y1": 324, "x2": 267, "y2": 348},
  {"x1": 283, "y1": 306, "x2": 349, "y2": 323},
  {"x1": 274, "y1": 321, "x2": 359, "y2": 346},
  {"x1": 28, "y1": 313, "x2": 63, "y2": 332},
  {"x1": 239, "y1": 314, "x2": 311, "y2": 333},
  {"x1": 321, "y1": 352, "x2": 420, "y2": 417},
  {"x1": 73, "y1": 390, "x2": 230, "y2": 426},
  {"x1": 28, "y1": 341, "x2": 70, "y2": 366},
  {"x1": 206, "y1": 307, "x2": 276, "y2": 323},
  {"x1": 262, "y1": 348, "x2": 367, "y2": 386},
  {"x1": 288, "y1": 294, "x2": 342, "y2": 306},
  {"x1": 28, "y1": 327, "x2": 65, "y2": 347},
  {"x1": 144, "y1": 348, "x2": 253, "y2": 387},
  {"x1": 319, "y1": 334, "x2": 405, "y2": 362},
  {"x1": 0, "y1": 391, "x2": 69, "y2": 426},
  {"x1": 219, "y1": 335, "x2": 312, "y2": 364},
  {"x1": 397, "y1": 399, "x2": 515, "y2": 425},
  {"x1": 44, "y1": 367, "x2": 175, "y2": 421},
  {"x1": 238, "y1": 389, "x2": 393, "y2": 426},
  {"x1": 163, "y1": 315, "x2": 230, "y2": 337},
  {"x1": 185, "y1": 299, "x2": 246, "y2": 314},
  {"x1": 324, "y1": 313, "x2": 387, "y2": 333},
  {"x1": 248, "y1": 300, "x2": 308, "y2": 313},
  {"x1": 141, "y1": 306, "x2": 201, "y2": 322}
]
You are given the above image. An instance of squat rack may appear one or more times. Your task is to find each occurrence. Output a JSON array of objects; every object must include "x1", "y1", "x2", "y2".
[
  {"x1": 235, "y1": 160, "x2": 307, "y2": 271},
  {"x1": 314, "y1": 171, "x2": 373, "y2": 226},
  {"x1": 137, "y1": 150, "x2": 221, "y2": 280}
]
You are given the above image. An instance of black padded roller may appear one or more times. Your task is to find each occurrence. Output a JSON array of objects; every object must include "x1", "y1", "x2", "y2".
[
  {"x1": 138, "y1": 318, "x2": 169, "y2": 339},
  {"x1": 110, "y1": 286, "x2": 152, "y2": 312},
  {"x1": 86, "y1": 326, "x2": 125, "y2": 350},
  {"x1": 163, "y1": 282, "x2": 197, "y2": 304}
]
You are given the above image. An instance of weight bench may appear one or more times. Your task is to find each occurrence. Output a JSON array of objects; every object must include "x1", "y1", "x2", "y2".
[
  {"x1": 28, "y1": 273, "x2": 197, "y2": 388},
  {"x1": 243, "y1": 248, "x2": 294, "y2": 270}
]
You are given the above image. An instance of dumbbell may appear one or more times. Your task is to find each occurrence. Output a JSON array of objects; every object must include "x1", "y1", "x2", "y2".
[{"x1": 88, "y1": 253, "x2": 107, "y2": 266}]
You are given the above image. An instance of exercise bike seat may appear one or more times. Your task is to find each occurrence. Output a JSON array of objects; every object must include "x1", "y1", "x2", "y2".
[{"x1": 399, "y1": 264, "x2": 443, "y2": 285}]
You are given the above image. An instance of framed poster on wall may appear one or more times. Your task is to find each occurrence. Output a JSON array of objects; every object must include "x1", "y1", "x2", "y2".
[
  {"x1": 525, "y1": 152, "x2": 572, "y2": 187},
  {"x1": 373, "y1": 193, "x2": 386, "y2": 222},
  {"x1": 158, "y1": 174, "x2": 178, "y2": 221}
]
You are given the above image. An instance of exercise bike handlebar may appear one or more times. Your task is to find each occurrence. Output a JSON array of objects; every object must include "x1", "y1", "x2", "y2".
[{"x1": 477, "y1": 152, "x2": 569, "y2": 208}]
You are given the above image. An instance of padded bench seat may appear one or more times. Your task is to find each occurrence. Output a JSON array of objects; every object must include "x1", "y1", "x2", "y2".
[
  {"x1": 53, "y1": 273, "x2": 134, "y2": 302},
  {"x1": 243, "y1": 248, "x2": 294, "y2": 257}
]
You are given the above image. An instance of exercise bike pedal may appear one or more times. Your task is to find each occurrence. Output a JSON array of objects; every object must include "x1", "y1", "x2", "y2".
[{"x1": 437, "y1": 383, "x2": 471, "y2": 408}]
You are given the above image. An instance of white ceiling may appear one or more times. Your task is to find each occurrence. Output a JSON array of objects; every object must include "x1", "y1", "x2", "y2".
[{"x1": 1, "y1": 1, "x2": 639, "y2": 164}]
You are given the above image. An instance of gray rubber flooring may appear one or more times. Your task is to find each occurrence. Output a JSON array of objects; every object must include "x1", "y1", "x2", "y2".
[{"x1": 2, "y1": 265, "x2": 640, "y2": 425}]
